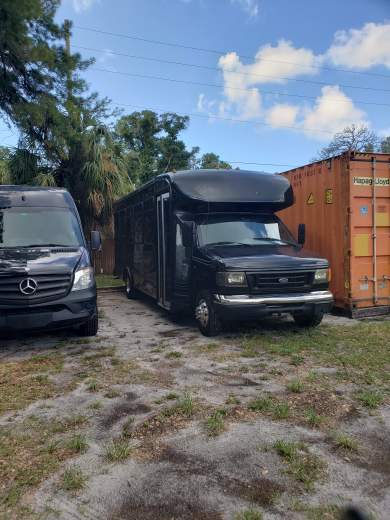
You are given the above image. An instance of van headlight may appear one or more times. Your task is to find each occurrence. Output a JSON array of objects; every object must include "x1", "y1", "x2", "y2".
[
  {"x1": 313, "y1": 268, "x2": 330, "y2": 283},
  {"x1": 216, "y1": 271, "x2": 247, "y2": 287},
  {"x1": 72, "y1": 267, "x2": 95, "y2": 291}
]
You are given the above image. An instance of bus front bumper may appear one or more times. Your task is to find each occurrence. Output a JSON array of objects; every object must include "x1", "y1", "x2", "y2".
[{"x1": 213, "y1": 290, "x2": 333, "y2": 319}]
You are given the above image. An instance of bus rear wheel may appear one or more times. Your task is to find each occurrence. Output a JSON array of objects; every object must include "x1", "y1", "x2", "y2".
[
  {"x1": 195, "y1": 291, "x2": 221, "y2": 337},
  {"x1": 124, "y1": 270, "x2": 138, "y2": 299}
]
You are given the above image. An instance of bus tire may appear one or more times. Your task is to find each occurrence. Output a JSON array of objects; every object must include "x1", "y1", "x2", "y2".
[
  {"x1": 195, "y1": 291, "x2": 221, "y2": 337},
  {"x1": 292, "y1": 310, "x2": 324, "y2": 327},
  {"x1": 124, "y1": 270, "x2": 138, "y2": 299}
]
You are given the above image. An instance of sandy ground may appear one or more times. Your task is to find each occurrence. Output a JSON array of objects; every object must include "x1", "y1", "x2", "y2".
[{"x1": 0, "y1": 290, "x2": 389, "y2": 520}]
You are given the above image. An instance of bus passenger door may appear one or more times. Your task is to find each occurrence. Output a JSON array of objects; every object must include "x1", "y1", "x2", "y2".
[{"x1": 156, "y1": 193, "x2": 170, "y2": 309}]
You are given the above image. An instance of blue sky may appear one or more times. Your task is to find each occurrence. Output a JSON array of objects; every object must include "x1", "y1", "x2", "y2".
[{"x1": 1, "y1": 0, "x2": 389, "y2": 172}]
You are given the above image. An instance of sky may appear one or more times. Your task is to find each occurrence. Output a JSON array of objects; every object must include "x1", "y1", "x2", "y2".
[{"x1": 1, "y1": 0, "x2": 390, "y2": 172}]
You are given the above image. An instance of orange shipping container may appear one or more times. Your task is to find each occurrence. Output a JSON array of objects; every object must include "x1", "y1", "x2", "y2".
[{"x1": 279, "y1": 151, "x2": 390, "y2": 317}]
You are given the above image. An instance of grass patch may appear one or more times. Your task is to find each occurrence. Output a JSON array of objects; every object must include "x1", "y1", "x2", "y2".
[
  {"x1": 104, "y1": 439, "x2": 132, "y2": 462},
  {"x1": 65, "y1": 434, "x2": 88, "y2": 454},
  {"x1": 273, "y1": 440, "x2": 326, "y2": 491},
  {"x1": 104, "y1": 389, "x2": 121, "y2": 399},
  {"x1": 0, "y1": 415, "x2": 88, "y2": 516},
  {"x1": 242, "y1": 321, "x2": 390, "y2": 389},
  {"x1": 205, "y1": 409, "x2": 227, "y2": 436},
  {"x1": 122, "y1": 417, "x2": 135, "y2": 437},
  {"x1": 235, "y1": 510, "x2": 263, "y2": 520},
  {"x1": 356, "y1": 389, "x2": 384, "y2": 409},
  {"x1": 333, "y1": 433, "x2": 359, "y2": 452},
  {"x1": 287, "y1": 379, "x2": 304, "y2": 393},
  {"x1": 60, "y1": 467, "x2": 87, "y2": 491},
  {"x1": 272, "y1": 401, "x2": 290, "y2": 419},
  {"x1": 305, "y1": 409, "x2": 324, "y2": 427},
  {"x1": 165, "y1": 351, "x2": 183, "y2": 359},
  {"x1": 248, "y1": 396, "x2": 273, "y2": 412},
  {"x1": 226, "y1": 394, "x2": 240, "y2": 405},
  {"x1": 88, "y1": 400, "x2": 103, "y2": 410},
  {"x1": 160, "y1": 392, "x2": 195, "y2": 419},
  {"x1": 86, "y1": 379, "x2": 99, "y2": 392},
  {"x1": 0, "y1": 353, "x2": 64, "y2": 414},
  {"x1": 95, "y1": 274, "x2": 124, "y2": 289}
]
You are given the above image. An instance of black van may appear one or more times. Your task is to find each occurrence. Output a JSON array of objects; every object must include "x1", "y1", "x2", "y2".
[
  {"x1": 114, "y1": 170, "x2": 333, "y2": 336},
  {"x1": 0, "y1": 186, "x2": 101, "y2": 336}
]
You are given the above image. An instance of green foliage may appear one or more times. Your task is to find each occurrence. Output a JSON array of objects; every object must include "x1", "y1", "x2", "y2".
[
  {"x1": 0, "y1": 147, "x2": 11, "y2": 184},
  {"x1": 114, "y1": 110, "x2": 198, "y2": 186},
  {"x1": 199, "y1": 152, "x2": 232, "y2": 169}
]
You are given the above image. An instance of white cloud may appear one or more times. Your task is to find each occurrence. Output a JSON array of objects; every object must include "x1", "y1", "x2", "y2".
[
  {"x1": 326, "y1": 22, "x2": 390, "y2": 69},
  {"x1": 301, "y1": 86, "x2": 368, "y2": 140},
  {"x1": 265, "y1": 104, "x2": 299, "y2": 128},
  {"x1": 231, "y1": 0, "x2": 259, "y2": 17},
  {"x1": 72, "y1": 0, "x2": 99, "y2": 13}
]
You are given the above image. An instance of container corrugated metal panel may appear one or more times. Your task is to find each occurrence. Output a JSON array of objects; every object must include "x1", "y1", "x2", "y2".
[{"x1": 279, "y1": 152, "x2": 390, "y2": 316}]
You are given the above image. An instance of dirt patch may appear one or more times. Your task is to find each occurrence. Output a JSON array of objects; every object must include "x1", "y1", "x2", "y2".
[
  {"x1": 159, "y1": 446, "x2": 283, "y2": 506},
  {"x1": 112, "y1": 496, "x2": 223, "y2": 520},
  {"x1": 158, "y1": 329, "x2": 183, "y2": 338},
  {"x1": 100, "y1": 401, "x2": 151, "y2": 429}
]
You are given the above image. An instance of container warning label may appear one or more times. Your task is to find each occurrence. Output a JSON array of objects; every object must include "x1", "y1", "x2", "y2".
[
  {"x1": 353, "y1": 176, "x2": 390, "y2": 186},
  {"x1": 307, "y1": 193, "x2": 315, "y2": 205},
  {"x1": 325, "y1": 189, "x2": 333, "y2": 204}
]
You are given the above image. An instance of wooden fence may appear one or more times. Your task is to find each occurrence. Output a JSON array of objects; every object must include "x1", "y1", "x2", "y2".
[{"x1": 92, "y1": 238, "x2": 115, "y2": 275}]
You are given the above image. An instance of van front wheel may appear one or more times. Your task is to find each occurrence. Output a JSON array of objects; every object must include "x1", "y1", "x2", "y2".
[
  {"x1": 195, "y1": 291, "x2": 221, "y2": 337},
  {"x1": 292, "y1": 310, "x2": 324, "y2": 327}
]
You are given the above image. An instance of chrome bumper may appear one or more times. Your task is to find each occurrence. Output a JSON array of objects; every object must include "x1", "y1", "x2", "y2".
[{"x1": 214, "y1": 291, "x2": 333, "y2": 306}]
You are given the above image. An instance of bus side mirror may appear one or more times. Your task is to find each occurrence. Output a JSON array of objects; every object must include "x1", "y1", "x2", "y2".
[
  {"x1": 181, "y1": 222, "x2": 194, "y2": 248},
  {"x1": 297, "y1": 223, "x2": 306, "y2": 245},
  {"x1": 91, "y1": 230, "x2": 102, "y2": 251}
]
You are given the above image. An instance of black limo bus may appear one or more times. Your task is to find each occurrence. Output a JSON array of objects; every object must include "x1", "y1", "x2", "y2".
[{"x1": 114, "y1": 169, "x2": 333, "y2": 336}]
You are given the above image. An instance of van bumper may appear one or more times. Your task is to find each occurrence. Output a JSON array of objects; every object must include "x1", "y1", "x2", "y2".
[
  {"x1": 213, "y1": 290, "x2": 333, "y2": 320},
  {"x1": 0, "y1": 289, "x2": 97, "y2": 333}
]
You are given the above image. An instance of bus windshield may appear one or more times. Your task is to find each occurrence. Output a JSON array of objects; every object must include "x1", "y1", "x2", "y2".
[
  {"x1": 197, "y1": 215, "x2": 296, "y2": 247},
  {"x1": 0, "y1": 207, "x2": 84, "y2": 248}
]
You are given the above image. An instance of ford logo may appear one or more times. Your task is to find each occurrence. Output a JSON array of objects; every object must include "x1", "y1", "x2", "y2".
[
  {"x1": 19, "y1": 278, "x2": 38, "y2": 295},
  {"x1": 278, "y1": 277, "x2": 289, "y2": 284}
]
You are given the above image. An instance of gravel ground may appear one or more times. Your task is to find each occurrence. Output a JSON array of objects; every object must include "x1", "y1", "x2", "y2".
[{"x1": 0, "y1": 290, "x2": 389, "y2": 520}]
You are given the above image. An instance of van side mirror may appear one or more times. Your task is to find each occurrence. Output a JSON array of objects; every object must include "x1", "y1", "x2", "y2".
[
  {"x1": 181, "y1": 222, "x2": 194, "y2": 248},
  {"x1": 90, "y1": 230, "x2": 102, "y2": 251},
  {"x1": 297, "y1": 223, "x2": 306, "y2": 246}
]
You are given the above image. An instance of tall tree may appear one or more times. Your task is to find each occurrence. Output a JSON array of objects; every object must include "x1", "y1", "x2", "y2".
[
  {"x1": 199, "y1": 152, "x2": 232, "y2": 169},
  {"x1": 380, "y1": 136, "x2": 390, "y2": 153},
  {"x1": 317, "y1": 124, "x2": 379, "y2": 159},
  {"x1": 0, "y1": 147, "x2": 11, "y2": 184},
  {"x1": 115, "y1": 111, "x2": 197, "y2": 186}
]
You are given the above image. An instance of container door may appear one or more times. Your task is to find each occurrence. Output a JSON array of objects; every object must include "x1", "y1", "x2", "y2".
[{"x1": 156, "y1": 193, "x2": 171, "y2": 309}]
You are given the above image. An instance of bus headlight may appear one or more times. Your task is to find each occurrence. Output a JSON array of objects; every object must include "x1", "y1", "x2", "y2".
[
  {"x1": 313, "y1": 268, "x2": 330, "y2": 283},
  {"x1": 72, "y1": 267, "x2": 95, "y2": 291},
  {"x1": 216, "y1": 271, "x2": 248, "y2": 287}
]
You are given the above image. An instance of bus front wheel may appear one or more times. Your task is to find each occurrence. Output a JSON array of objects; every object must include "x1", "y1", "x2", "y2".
[{"x1": 195, "y1": 291, "x2": 221, "y2": 337}]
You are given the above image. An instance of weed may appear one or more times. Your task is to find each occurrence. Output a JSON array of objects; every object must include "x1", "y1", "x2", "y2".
[
  {"x1": 122, "y1": 416, "x2": 135, "y2": 437},
  {"x1": 88, "y1": 400, "x2": 103, "y2": 410},
  {"x1": 165, "y1": 351, "x2": 183, "y2": 359},
  {"x1": 274, "y1": 440, "x2": 326, "y2": 491},
  {"x1": 105, "y1": 389, "x2": 121, "y2": 399},
  {"x1": 290, "y1": 354, "x2": 304, "y2": 366},
  {"x1": 287, "y1": 379, "x2": 304, "y2": 393},
  {"x1": 334, "y1": 433, "x2": 359, "y2": 452},
  {"x1": 235, "y1": 510, "x2": 263, "y2": 520},
  {"x1": 226, "y1": 394, "x2": 240, "y2": 405},
  {"x1": 60, "y1": 467, "x2": 86, "y2": 491},
  {"x1": 205, "y1": 409, "x2": 226, "y2": 436},
  {"x1": 305, "y1": 409, "x2": 324, "y2": 427},
  {"x1": 87, "y1": 379, "x2": 98, "y2": 392},
  {"x1": 248, "y1": 396, "x2": 273, "y2": 412},
  {"x1": 272, "y1": 401, "x2": 290, "y2": 419},
  {"x1": 65, "y1": 434, "x2": 88, "y2": 454},
  {"x1": 357, "y1": 390, "x2": 384, "y2": 409},
  {"x1": 105, "y1": 439, "x2": 132, "y2": 462},
  {"x1": 165, "y1": 392, "x2": 178, "y2": 400}
]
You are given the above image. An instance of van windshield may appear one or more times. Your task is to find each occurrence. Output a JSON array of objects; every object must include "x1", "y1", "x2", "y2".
[
  {"x1": 197, "y1": 215, "x2": 296, "y2": 247},
  {"x1": 0, "y1": 207, "x2": 84, "y2": 248}
]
